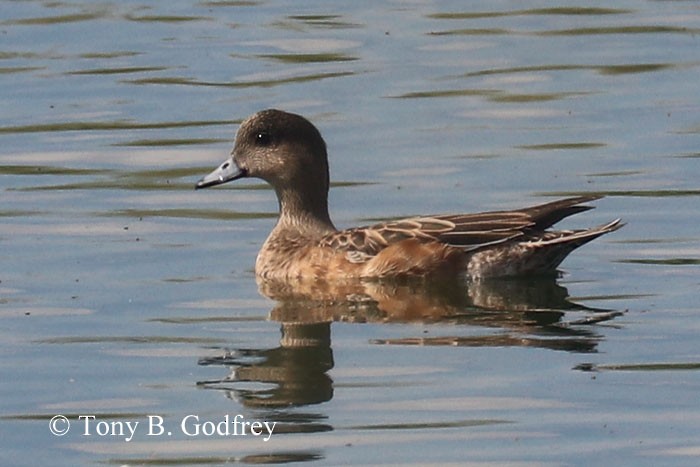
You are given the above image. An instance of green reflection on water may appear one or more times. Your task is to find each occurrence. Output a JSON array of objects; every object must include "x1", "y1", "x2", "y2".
[
  {"x1": 257, "y1": 53, "x2": 359, "y2": 63},
  {"x1": 200, "y1": 1, "x2": 261, "y2": 5},
  {"x1": 617, "y1": 258, "x2": 700, "y2": 266},
  {"x1": 0, "y1": 51, "x2": 44, "y2": 59},
  {"x1": 392, "y1": 88, "x2": 587, "y2": 102},
  {"x1": 428, "y1": 28, "x2": 509, "y2": 36},
  {"x1": 0, "y1": 119, "x2": 238, "y2": 135},
  {"x1": 580, "y1": 362, "x2": 700, "y2": 372},
  {"x1": 66, "y1": 66, "x2": 170, "y2": 76},
  {"x1": 104, "y1": 208, "x2": 276, "y2": 221},
  {"x1": 11, "y1": 166, "x2": 213, "y2": 191},
  {"x1": 124, "y1": 14, "x2": 211, "y2": 23},
  {"x1": 539, "y1": 190, "x2": 700, "y2": 197},
  {"x1": 113, "y1": 138, "x2": 227, "y2": 147},
  {"x1": 79, "y1": 51, "x2": 141, "y2": 59},
  {"x1": 676, "y1": 126, "x2": 700, "y2": 135},
  {"x1": 289, "y1": 14, "x2": 343, "y2": 21},
  {"x1": 352, "y1": 419, "x2": 511, "y2": 430},
  {"x1": 489, "y1": 91, "x2": 589, "y2": 103},
  {"x1": 126, "y1": 71, "x2": 355, "y2": 89},
  {"x1": 0, "y1": 66, "x2": 44, "y2": 74},
  {"x1": 460, "y1": 62, "x2": 688, "y2": 79},
  {"x1": 17, "y1": 182, "x2": 180, "y2": 191},
  {"x1": 584, "y1": 170, "x2": 645, "y2": 177},
  {"x1": 34, "y1": 336, "x2": 224, "y2": 344},
  {"x1": 4, "y1": 11, "x2": 107, "y2": 25},
  {"x1": 150, "y1": 316, "x2": 266, "y2": 324},
  {"x1": 274, "y1": 14, "x2": 362, "y2": 29},
  {"x1": 430, "y1": 25, "x2": 700, "y2": 37},
  {"x1": 597, "y1": 63, "x2": 676, "y2": 75},
  {"x1": 427, "y1": 7, "x2": 632, "y2": 20},
  {"x1": 391, "y1": 89, "x2": 500, "y2": 99},
  {"x1": 0, "y1": 165, "x2": 106, "y2": 176},
  {"x1": 0, "y1": 210, "x2": 45, "y2": 218},
  {"x1": 537, "y1": 25, "x2": 700, "y2": 36},
  {"x1": 518, "y1": 143, "x2": 606, "y2": 151}
]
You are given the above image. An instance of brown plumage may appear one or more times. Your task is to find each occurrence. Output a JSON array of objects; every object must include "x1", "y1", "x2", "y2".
[{"x1": 196, "y1": 109, "x2": 623, "y2": 280}]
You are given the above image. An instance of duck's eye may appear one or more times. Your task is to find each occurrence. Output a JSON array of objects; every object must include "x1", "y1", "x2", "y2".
[{"x1": 255, "y1": 131, "x2": 272, "y2": 146}]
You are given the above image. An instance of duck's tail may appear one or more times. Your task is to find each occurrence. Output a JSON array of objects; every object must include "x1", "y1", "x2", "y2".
[
  {"x1": 521, "y1": 218, "x2": 624, "y2": 275},
  {"x1": 467, "y1": 218, "x2": 624, "y2": 278}
]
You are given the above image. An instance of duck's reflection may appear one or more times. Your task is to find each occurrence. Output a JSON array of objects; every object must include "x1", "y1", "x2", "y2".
[
  {"x1": 199, "y1": 321, "x2": 334, "y2": 409},
  {"x1": 198, "y1": 276, "x2": 622, "y2": 408}
]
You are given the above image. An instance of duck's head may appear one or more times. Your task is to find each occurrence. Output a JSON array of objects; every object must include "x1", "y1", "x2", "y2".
[{"x1": 196, "y1": 109, "x2": 330, "y2": 195}]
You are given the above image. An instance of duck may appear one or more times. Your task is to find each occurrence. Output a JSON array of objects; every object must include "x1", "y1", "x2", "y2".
[{"x1": 196, "y1": 109, "x2": 622, "y2": 280}]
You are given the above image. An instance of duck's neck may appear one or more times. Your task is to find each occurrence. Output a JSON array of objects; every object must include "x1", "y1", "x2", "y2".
[{"x1": 275, "y1": 186, "x2": 336, "y2": 238}]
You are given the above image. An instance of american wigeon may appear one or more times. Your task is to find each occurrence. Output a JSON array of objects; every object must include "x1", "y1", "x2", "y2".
[{"x1": 196, "y1": 109, "x2": 622, "y2": 280}]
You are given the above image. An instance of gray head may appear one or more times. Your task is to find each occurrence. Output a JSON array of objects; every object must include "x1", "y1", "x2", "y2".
[{"x1": 196, "y1": 109, "x2": 333, "y2": 226}]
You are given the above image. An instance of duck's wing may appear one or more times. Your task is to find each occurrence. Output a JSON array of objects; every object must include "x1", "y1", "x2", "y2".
[
  {"x1": 319, "y1": 196, "x2": 606, "y2": 258},
  {"x1": 430, "y1": 195, "x2": 607, "y2": 247}
]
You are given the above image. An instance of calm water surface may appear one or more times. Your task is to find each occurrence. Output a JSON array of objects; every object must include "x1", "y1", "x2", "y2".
[{"x1": 2, "y1": 1, "x2": 700, "y2": 465}]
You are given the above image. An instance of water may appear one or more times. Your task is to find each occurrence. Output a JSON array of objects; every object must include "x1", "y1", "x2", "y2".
[{"x1": 2, "y1": 1, "x2": 700, "y2": 465}]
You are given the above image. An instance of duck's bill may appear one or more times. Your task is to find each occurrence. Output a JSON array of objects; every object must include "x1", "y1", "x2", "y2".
[{"x1": 195, "y1": 158, "x2": 247, "y2": 189}]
